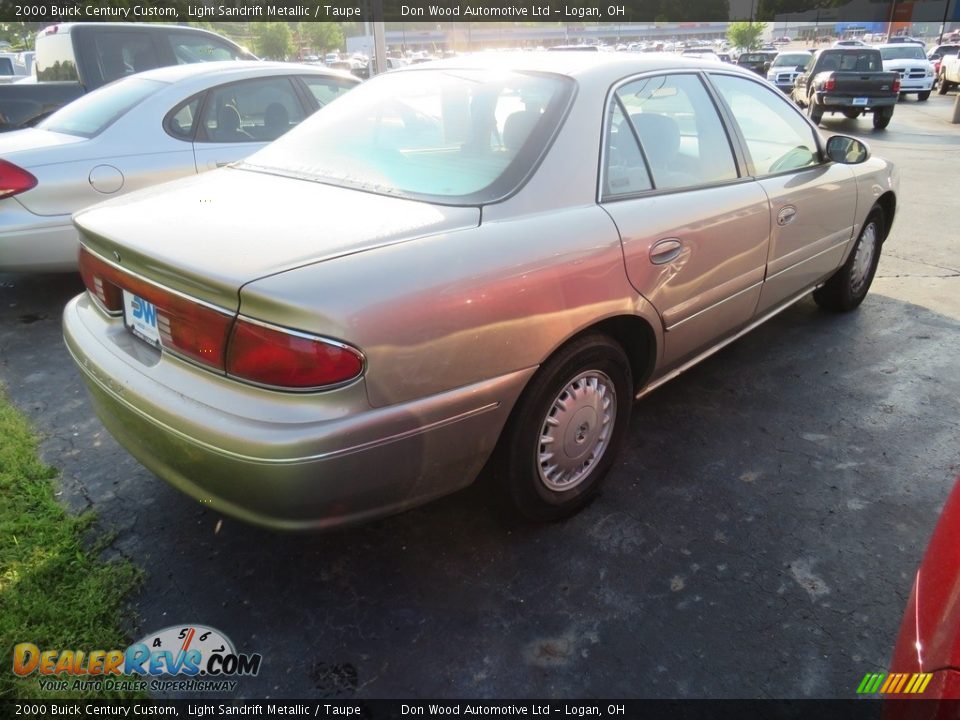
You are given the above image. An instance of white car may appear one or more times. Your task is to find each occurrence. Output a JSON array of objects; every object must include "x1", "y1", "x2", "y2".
[
  {"x1": 0, "y1": 61, "x2": 357, "y2": 272},
  {"x1": 876, "y1": 43, "x2": 935, "y2": 100},
  {"x1": 766, "y1": 50, "x2": 813, "y2": 93}
]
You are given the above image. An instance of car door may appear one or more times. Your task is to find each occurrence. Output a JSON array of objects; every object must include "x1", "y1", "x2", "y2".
[
  {"x1": 707, "y1": 72, "x2": 859, "y2": 314},
  {"x1": 192, "y1": 76, "x2": 308, "y2": 172},
  {"x1": 600, "y1": 72, "x2": 771, "y2": 369}
]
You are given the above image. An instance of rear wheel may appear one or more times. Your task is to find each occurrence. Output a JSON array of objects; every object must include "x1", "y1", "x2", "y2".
[
  {"x1": 495, "y1": 334, "x2": 633, "y2": 522},
  {"x1": 873, "y1": 108, "x2": 893, "y2": 129},
  {"x1": 842, "y1": 108, "x2": 861, "y2": 119},
  {"x1": 808, "y1": 97, "x2": 823, "y2": 125},
  {"x1": 918, "y1": 90, "x2": 931, "y2": 101},
  {"x1": 813, "y1": 208, "x2": 884, "y2": 312}
]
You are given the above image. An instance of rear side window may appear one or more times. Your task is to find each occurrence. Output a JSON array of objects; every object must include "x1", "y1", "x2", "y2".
[
  {"x1": 167, "y1": 97, "x2": 201, "y2": 140},
  {"x1": 0, "y1": 57, "x2": 12, "y2": 75},
  {"x1": 39, "y1": 78, "x2": 164, "y2": 138},
  {"x1": 606, "y1": 73, "x2": 738, "y2": 194},
  {"x1": 92, "y1": 32, "x2": 160, "y2": 84},
  {"x1": 35, "y1": 31, "x2": 79, "y2": 81},
  {"x1": 198, "y1": 77, "x2": 306, "y2": 143}
]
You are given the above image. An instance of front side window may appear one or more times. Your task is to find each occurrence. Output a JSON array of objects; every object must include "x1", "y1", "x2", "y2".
[
  {"x1": 241, "y1": 69, "x2": 574, "y2": 204},
  {"x1": 39, "y1": 78, "x2": 164, "y2": 138},
  {"x1": 607, "y1": 73, "x2": 738, "y2": 193},
  {"x1": 301, "y1": 76, "x2": 356, "y2": 107},
  {"x1": 198, "y1": 77, "x2": 306, "y2": 143},
  {"x1": 710, "y1": 74, "x2": 820, "y2": 176}
]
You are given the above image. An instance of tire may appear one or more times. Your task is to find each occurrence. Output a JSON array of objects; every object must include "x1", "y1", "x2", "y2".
[
  {"x1": 898, "y1": 92, "x2": 906, "y2": 101},
  {"x1": 813, "y1": 208, "x2": 884, "y2": 312},
  {"x1": 842, "y1": 108, "x2": 861, "y2": 119},
  {"x1": 938, "y1": 72, "x2": 948, "y2": 94},
  {"x1": 808, "y1": 98, "x2": 823, "y2": 125},
  {"x1": 873, "y1": 108, "x2": 892, "y2": 129},
  {"x1": 495, "y1": 334, "x2": 633, "y2": 522},
  {"x1": 918, "y1": 90, "x2": 930, "y2": 101}
]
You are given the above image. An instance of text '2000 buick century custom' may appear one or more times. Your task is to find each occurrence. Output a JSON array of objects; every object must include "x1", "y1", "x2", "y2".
[{"x1": 63, "y1": 53, "x2": 898, "y2": 530}]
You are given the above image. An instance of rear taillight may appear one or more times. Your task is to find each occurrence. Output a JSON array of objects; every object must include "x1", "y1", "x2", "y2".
[
  {"x1": 823, "y1": 77, "x2": 836, "y2": 91},
  {"x1": 226, "y1": 319, "x2": 364, "y2": 390},
  {"x1": 893, "y1": 77, "x2": 901, "y2": 92},
  {"x1": 78, "y1": 245, "x2": 233, "y2": 369},
  {"x1": 0, "y1": 160, "x2": 38, "y2": 200},
  {"x1": 78, "y1": 246, "x2": 364, "y2": 390}
]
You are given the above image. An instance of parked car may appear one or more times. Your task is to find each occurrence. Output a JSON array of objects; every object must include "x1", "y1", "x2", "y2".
[
  {"x1": 937, "y1": 47, "x2": 960, "y2": 93},
  {"x1": 63, "y1": 53, "x2": 898, "y2": 531},
  {"x1": 886, "y1": 478, "x2": 960, "y2": 707},
  {"x1": 791, "y1": 48, "x2": 900, "y2": 128},
  {"x1": 0, "y1": 62, "x2": 357, "y2": 272},
  {"x1": 736, "y1": 52, "x2": 771, "y2": 75},
  {"x1": 833, "y1": 39, "x2": 869, "y2": 48},
  {"x1": 0, "y1": 23, "x2": 257, "y2": 132},
  {"x1": 876, "y1": 44, "x2": 935, "y2": 100},
  {"x1": 766, "y1": 50, "x2": 813, "y2": 92},
  {"x1": 886, "y1": 36, "x2": 925, "y2": 48},
  {"x1": 0, "y1": 54, "x2": 15, "y2": 82}
]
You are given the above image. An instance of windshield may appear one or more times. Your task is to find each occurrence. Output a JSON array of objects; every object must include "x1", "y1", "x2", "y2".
[
  {"x1": 241, "y1": 68, "x2": 574, "y2": 205},
  {"x1": 880, "y1": 46, "x2": 926, "y2": 60},
  {"x1": 39, "y1": 78, "x2": 164, "y2": 137},
  {"x1": 772, "y1": 53, "x2": 811, "y2": 67}
]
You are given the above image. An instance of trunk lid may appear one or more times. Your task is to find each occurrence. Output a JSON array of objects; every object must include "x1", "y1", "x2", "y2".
[{"x1": 74, "y1": 167, "x2": 481, "y2": 310}]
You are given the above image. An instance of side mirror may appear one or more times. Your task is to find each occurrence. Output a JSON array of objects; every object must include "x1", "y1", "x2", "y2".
[
  {"x1": 797, "y1": 64, "x2": 807, "y2": 71},
  {"x1": 826, "y1": 135, "x2": 870, "y2": 164}
]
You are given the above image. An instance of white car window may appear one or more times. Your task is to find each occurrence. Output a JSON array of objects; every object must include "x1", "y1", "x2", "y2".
[
  {"x1": 710, "y1": 74, "x2": 820, "y2": 177},
  {"x1": 199, "y1": 77, "x2": 306, "y2": 143}
]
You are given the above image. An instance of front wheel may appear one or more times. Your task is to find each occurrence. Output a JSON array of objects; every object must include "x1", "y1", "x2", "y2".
[
  {"x1": 918, "y1": 90, "x2": 931, "y2": 101},
  {"x1": 495, "y1": 335, "x2": 633, "y2": 522},
  {"x1": 813, "y1": 208, "x2": 884, "y2": 312},
  {"x1": 937, "y1": 72, "x2": 949, "y2": 94}
]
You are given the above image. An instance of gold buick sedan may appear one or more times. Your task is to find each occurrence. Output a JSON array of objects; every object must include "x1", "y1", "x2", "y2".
[{"x1": 64, "y1": 53, "x2": 898, "y2": 530}]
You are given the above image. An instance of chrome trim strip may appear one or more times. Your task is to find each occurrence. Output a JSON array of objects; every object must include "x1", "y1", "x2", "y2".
[
  {"x1": 636, "y1": 285, "x2": 813, "y2": 400},
  {"x1": 664, "y1": 280, "x2": 763, "y2": 332},
  {"x1": 79, "y1": 243, "x2": 234, "y2": 317},
  {"x1": 68, "y1": 337, "x2": 499, "y2": 466}
]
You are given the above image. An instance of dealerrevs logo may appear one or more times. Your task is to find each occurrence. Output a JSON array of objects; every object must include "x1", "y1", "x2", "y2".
[{"x1": 13, "y1": 624, "x2": 262, "y2": 693}]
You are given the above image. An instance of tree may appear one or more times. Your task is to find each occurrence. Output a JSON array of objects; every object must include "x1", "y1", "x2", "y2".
[
  {"x1": 255, "y1": 22, "x2": 293, "y2": 61},
  {"x1": 300, "y1": 22, "x2": 344, "y2": 55},
  {"x1": 727, "y1": 22, "x2": 767, "y2": 51}
]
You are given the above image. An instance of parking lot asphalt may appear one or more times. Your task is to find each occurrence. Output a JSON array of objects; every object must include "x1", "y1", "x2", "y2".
[{"x1": 1, "y1": 94, "x2": 959, "y2": 700}]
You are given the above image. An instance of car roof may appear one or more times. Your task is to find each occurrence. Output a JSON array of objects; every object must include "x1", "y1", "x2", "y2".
[
  {"x1": 875, "y1": 43, "x2": 926, "y2": 49},
  {"x1": 413, "y1": 51, "x2": 762, "y2": 84},
  {"x1": 129, "y1": 60, "x2": 356, "y2": 85}
]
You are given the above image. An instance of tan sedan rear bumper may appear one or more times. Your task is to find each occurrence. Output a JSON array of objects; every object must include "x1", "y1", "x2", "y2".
[{"x1": 63, "y1": 293, "x2": 533, "y2": 531}]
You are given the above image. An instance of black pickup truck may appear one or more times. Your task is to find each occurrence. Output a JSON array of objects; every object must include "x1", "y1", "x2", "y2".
[
  {"x1": 791, "y1": 48, "x2": 900, "y2": 129},
  {"x1": 0, "y1": 23, "x2": 256, "y2": 132}
]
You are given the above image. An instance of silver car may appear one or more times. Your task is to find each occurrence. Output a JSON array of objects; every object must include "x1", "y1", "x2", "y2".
[
  {"x1": 0, "y1": 61, "x2": 357, "y2": 272},
  {"x1": 63, "y1": 53, "x2": 898, "y2": 530}
]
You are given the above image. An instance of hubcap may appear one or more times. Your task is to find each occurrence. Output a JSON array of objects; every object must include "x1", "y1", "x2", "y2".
[
  {"x1": 850, "y1": 221, "x2": 878, "y2": 295},
  {"x1": 537, "y1": 371, "x2": 617, "y2": 492}
]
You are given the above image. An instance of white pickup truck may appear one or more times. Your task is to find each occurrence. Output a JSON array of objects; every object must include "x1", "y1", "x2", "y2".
[
  {"x1": 938, "y1": 46, "x2": 960, "y2": 93},
  {"x1": 877, "y1": 44, "x2": 935, "y2": 100}
]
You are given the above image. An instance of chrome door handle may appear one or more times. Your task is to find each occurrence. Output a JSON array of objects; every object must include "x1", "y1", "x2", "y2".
[
  {"x1": 650, "y1": 238, "x2": 683, "y2": 265},
  {"x1": 777, "y1": 205, "x2": 797, "y2": 226}
]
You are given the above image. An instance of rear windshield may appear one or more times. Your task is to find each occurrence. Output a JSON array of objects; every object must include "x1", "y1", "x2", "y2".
[
  {"x1": 241, "y1": 68, "x2": 574, "y2": 205},
  {"x1": 39, "y1": 77, "x2": 164, "y2": 137},
  {"x1": 879, "y1": 46, "x2": 926, "y2": 60},
  {"x1": 771, "y1": 53, "x2": 811, "y2": 67},
  {"x1": 0, "y1": 57, "x2": 13, "y2": 75}
]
